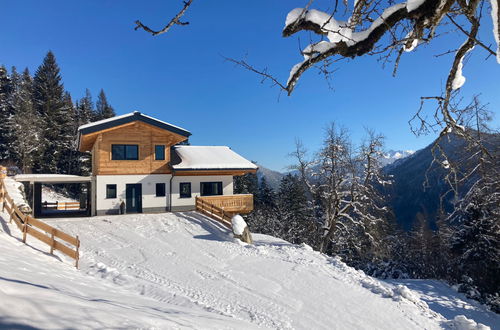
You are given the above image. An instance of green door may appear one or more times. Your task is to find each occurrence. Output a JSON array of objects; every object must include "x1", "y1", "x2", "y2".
[{"x1": 125, "y1": 184, "x2": 142, "y2": 213}]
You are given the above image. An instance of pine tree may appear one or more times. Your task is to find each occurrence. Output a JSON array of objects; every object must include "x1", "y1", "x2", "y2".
[
  {"x1": 76, "y1": 89, "x2": 94, "y2": 126},
  {"x1": 0, "y1": 65, "x2": 13, "y2": 162},
  {"x1": 257, "y1": 176, "x2": 275, "y2": 208},
  {"x1": 33, "y1": 51, "x2": 73, "y2": 173},
  {"x1": 9, "y1": 68, "x2": 41, "y2": 172},
  {"x1": 449, "y1": 167, "x2": 500, "y2": 296},
  {"x1": 234, "y1": 172, "x2": 258, "y2": 195},
  {"x1": 95, "y1": 89, "x2": 115, "y2": 120},
  {"x1": 58, "y1": 92, "x2": 78, "y2": 174},
  {"x1": 276, "y1": 174, "x2": 318, "y2": 246}
]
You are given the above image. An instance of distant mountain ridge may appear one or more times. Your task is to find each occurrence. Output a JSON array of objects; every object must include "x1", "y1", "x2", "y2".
[
  {"x1": 380, "y1": 150, "x2": 415, "y2": 167},
  {"x1": 256, "y1": 150, "x2": 414, "y2": 192},
  {"x1": 384, "y1": 132, "x2": 499, "y2": 230},
  {"x1": 256, "y1": 164, "x2": 285, "y2": 191}
]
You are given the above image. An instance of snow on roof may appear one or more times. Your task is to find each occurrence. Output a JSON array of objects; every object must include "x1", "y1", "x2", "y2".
[
  {"x1": 78, "y1": 111, "x2": 191, "y2": 137},
  {"x1": 15, "y1": 174, "x2": 92, "y2": 183},
  {"x1": 78, "y1": 112, "x2": 133, "y2": 130},
  {"x1": 171, "y1": 146, "x2": 258, "y2": 171}
]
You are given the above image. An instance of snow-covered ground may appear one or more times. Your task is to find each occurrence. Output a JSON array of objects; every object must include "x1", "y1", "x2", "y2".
[
  {"x1": 388, "y1": 280, "x2": 499, "y2": 329},
  {"x1": 41, "y1": 186, "x2": 77, "y2": 203},
  {"x1": 1, "y1": 203, "x2": 497, "y2": 329}
]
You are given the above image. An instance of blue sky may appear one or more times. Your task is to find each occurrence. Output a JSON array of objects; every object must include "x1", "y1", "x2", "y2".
[{"x1": 2, "y1": 0, "x2": 499, "y2": 171}]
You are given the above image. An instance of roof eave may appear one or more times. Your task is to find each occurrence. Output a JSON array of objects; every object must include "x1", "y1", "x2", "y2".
[
  {"x1": 172, "y1": 167, "x2": 258, "y2": 171},
  {"x1": 78, "y1": 112, "x2": 191, "y2": 138}
]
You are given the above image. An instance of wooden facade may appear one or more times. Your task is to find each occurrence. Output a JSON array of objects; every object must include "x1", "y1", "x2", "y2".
[{"x1": 83, "y1": 121, "x2": 187, "y2": 176}]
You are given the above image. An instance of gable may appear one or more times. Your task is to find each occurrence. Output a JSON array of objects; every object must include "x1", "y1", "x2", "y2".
[{"x1": 78, "y1": 112, "x2": 190, "y2": 152}]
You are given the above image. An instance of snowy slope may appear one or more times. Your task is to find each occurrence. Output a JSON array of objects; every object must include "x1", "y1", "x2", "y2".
[
  {"x1": 41, "y1": 186, "x2": 78, "y2": 203},
  {"x1": 39, "y1": 213, "x2": 492, "y2": 330},
  {"x1": 0, "y1": 217, "x2": 254, "y2": 329},
  {"x1": 1, "y1": 206, "x2": 495, "y2": 329}
]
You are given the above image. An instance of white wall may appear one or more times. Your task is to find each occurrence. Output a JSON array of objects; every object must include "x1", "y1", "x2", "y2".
[
  {"x1": 171, "y1": 175, "x2": 233, "y2": 208},
  {"x1": 95, "y1": 174, "x2": 171, "y2": 213}
]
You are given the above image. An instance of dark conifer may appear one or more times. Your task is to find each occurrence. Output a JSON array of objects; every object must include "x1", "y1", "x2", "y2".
[
  {"x1": 0, "y1": 65, "x2": 13, "y2": 161},
  {"x1": 9, "y1": 68, "x2": 41, "y2": 172},
  {"x1": 33, "y1": 51, "x2": 72, "y2": 173},
  {"x1": 95, "y1": 89, "x2": 115, "y2": 120}
]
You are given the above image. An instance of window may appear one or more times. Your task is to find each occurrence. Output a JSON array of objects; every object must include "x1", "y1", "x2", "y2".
[
  {"x1": 179, "y1": 182, "x2": 191, "y2": 198},
  {"x1": 106, "y1": 184, "x2": 117, "y2": 199},
  {"x1": 156, "y1": 183, "x2": 166, "y2": 197},
  {"x1": 155, "y1": 145, "x2": 165, "y2": 160},
  {"x1": 111, "y1": 144, "x2": 139, "y2": 160},
  {"x1": 200, "y1": 182, "x2": 223, "y2": 196}
]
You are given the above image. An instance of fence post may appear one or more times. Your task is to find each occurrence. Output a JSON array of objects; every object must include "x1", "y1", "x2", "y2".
[
  {"x1": 50, "y1": 228, "x2": 55, "y2": 254},
  {"x1": 75, "y1": 235, "x2": 80, "y2": 269},
  {"x1": 22, "y1": 217, "x2": 28, "y2": 243}
]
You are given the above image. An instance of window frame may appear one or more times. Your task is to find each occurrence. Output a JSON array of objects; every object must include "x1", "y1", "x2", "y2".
[
  {"x1": 179, "y1": 182, "x2": 191, "y2": 199},
  {"x1": 200, "y1": 182, "x2": 223, "y2": 197},
  {"x1": 106, "y1": 184, "x2": 117, "y2": 199},
  {"x1": 154, "y1": 145, "x2": 166, "y2": 161},
  {"x1": 111, "y1": 144, "x2": 139, "y2": 160},
  {"x1": 155, "y1": 183, "x2": 166, "y2": 197}
]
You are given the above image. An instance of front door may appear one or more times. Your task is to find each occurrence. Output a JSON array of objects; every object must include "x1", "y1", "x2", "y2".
[{"x1": 126, "y1": 184, "x2": 142, "y2": 213}]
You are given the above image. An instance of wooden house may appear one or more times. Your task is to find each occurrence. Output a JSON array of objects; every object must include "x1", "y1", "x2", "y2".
[{"x1": 77, "y1": 111, "x2": 257, "y2": 216}]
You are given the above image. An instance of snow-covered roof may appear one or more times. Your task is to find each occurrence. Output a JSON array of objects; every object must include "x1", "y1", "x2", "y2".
[
  {"x1": 171, "y1": 146, "x2": 258, "y2": 171},
  {"x1": 15, "y1": 174, "x2": 92, "y2": 183},
  {"x1": 78, "y1": 111, "x2": 191, "y2": 137}
]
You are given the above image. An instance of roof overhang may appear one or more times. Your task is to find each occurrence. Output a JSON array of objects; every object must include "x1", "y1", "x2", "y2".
[
  {"x1": 15, "y1": 174, "x2": 92, "y2": 184},
  {"x1": 77, "y1": 111, "x2": 191, "y2": 151},
  {"x1": 172, "y1": 169, "x2": 258, "y2": 176}
]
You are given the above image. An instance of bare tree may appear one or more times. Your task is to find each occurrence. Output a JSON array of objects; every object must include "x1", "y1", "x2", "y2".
[
  {"x1": 135, "y1": 0, "x2": 194, "y2": 36},
  {"x1": 291, "y1": 124, "x2": 391, "y2": 253}
]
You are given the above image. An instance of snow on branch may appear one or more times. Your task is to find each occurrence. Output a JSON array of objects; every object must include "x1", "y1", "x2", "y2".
[
  {"x1": 490, "y1": 0, "x2": 500, "y2": 62},
  {"x1": 282, "y1": 1, "x2": 453, "y2": 95}
]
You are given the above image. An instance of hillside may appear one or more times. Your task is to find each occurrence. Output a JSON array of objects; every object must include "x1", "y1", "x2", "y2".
[
  {"x1": 385, "y1": 132, "x2": 499, "y2": 230},
  {"x1": 257, "y1": 164, "x2": 285, "y2": 191},
  {"x1": 1, "y1": 206, "x2": 497, "y2": 328}
]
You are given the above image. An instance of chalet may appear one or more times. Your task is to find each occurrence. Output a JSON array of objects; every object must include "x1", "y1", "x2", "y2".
[{"x1": 76, "y1": 111, "x2": 257, "y2": 216}]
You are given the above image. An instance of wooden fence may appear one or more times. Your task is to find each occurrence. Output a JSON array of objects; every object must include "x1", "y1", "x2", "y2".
[
  {"x1": 195, "y1": 197, "x2": 233, "y2": 229},
  {"x1": 43, "y1": 201, "x2": 81, "y2": 211},
  {"x1": 0, "y1": 178, "x2": 80, "y2": 268},
  {"x1": 197, "y1": 194, "x2": 254, "y2": 213}
]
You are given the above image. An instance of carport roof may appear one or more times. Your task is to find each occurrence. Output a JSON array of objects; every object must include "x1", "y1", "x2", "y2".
[{"x1": 15, "y1": 174, "x2": 92, "y2": 184}]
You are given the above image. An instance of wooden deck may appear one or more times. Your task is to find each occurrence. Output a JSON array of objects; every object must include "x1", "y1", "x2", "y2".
[{"x1": 197, "y1": 194, "x2": 253, "y2": 214}]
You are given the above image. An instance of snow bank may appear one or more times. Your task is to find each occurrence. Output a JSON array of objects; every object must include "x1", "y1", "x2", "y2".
[
  {"x1": 3, "y1": 177, "x2": 30, "y2": 210},
  {"x1": 231, "y1": 214, "x2": 247, "y2": 235},
  {"x1": 445, "y1": 315, "x2": 490, "y2": 330}
]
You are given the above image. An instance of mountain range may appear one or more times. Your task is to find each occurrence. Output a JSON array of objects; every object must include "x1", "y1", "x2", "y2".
[{"x1": 257, "y1": 133, "x2": 498, "y2": 230}]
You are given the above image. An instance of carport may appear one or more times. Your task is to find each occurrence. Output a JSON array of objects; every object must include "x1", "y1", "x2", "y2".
[{"x1": 15, "y1": 174, "x2": 92, "y2": 218}]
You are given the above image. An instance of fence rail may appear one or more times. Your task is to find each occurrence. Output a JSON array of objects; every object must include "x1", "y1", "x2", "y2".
[
  {"x1": 0, "y1": 177, "x2": 80, "y2": 268},
  {"x1": 197, "y1": 194, "x2": 254, "y2": 214},
  {"x1": 195, "y1": 197, "x2": 233, "y2": 229},
  {"x1": 43, "y1": 201, "x2": 81, "y2": 210}
]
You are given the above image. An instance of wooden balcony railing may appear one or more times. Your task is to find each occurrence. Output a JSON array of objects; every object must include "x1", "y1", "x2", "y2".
[{"x1": 197, "y1": 194, "x2": 253, "y2": 214}]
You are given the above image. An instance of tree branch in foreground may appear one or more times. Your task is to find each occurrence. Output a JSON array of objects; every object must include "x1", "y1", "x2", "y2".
[{"x1": 135, "y1": 0, "x2": 194, "y2": 36}]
